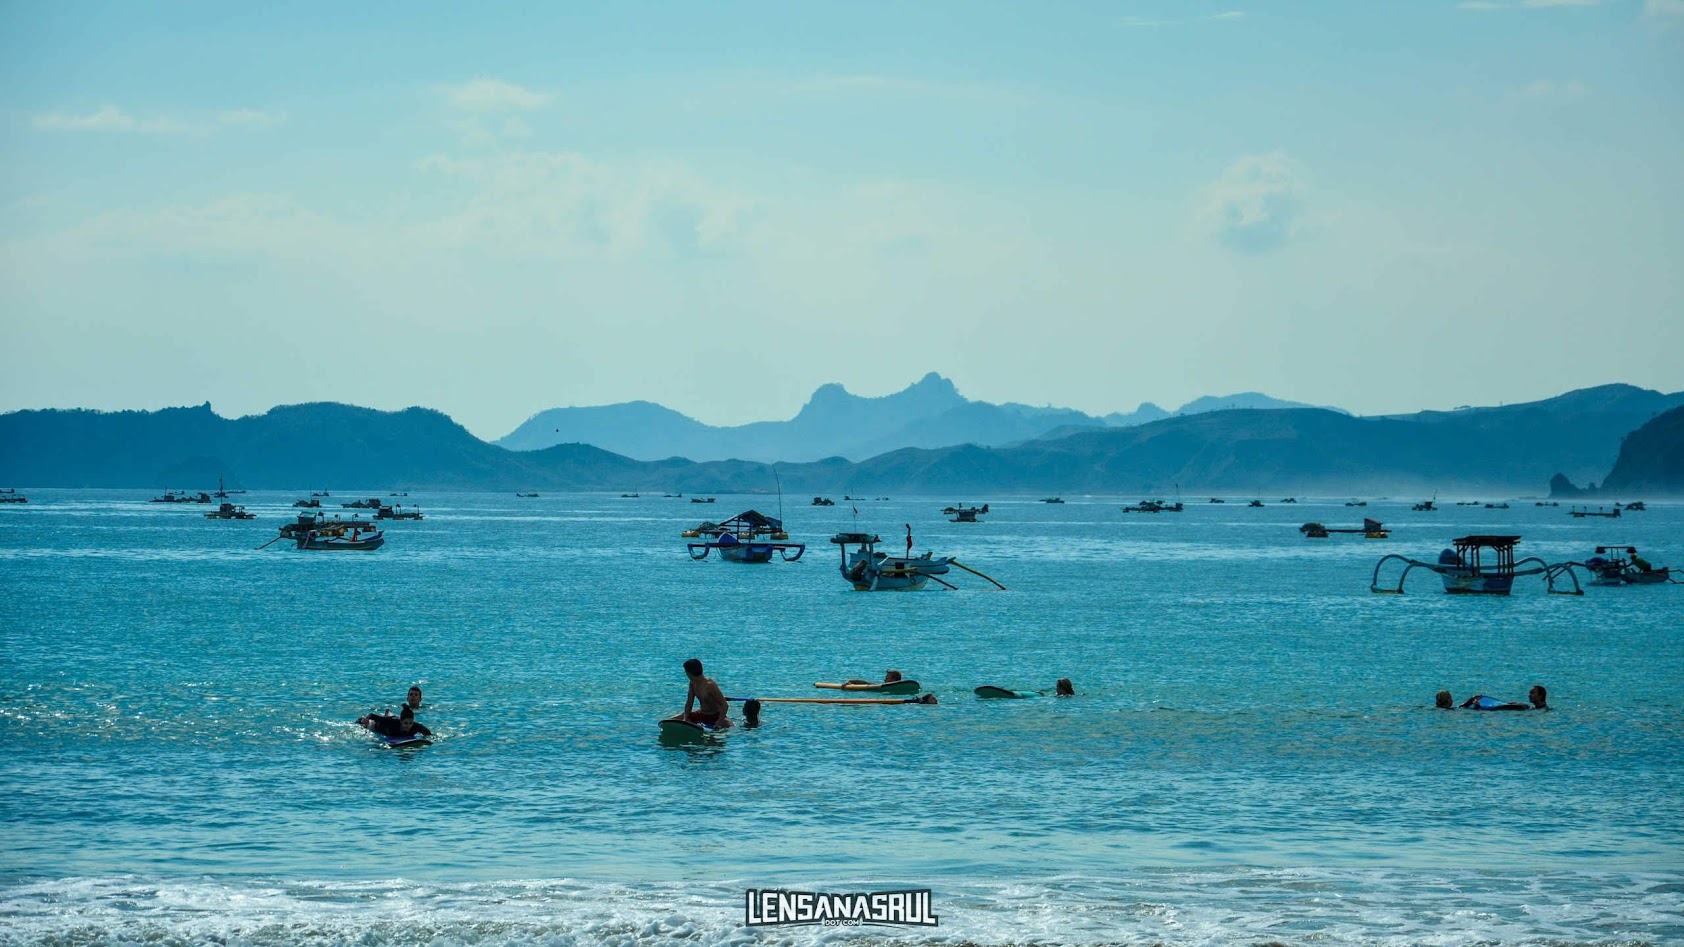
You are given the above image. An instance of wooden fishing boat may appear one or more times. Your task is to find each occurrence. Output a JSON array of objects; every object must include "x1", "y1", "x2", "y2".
[
  {"x1": 1122, "y1": 499, "x2": 1182, "y2": 513},
  {"x1": 1582, "y1": 545, "x2": 1674, "y2": 586},
  {"x1": 0, "y1": 491, "x2": 26, "y2": 504},
  {"x1": 151, "y1": 490, "x2": 211, "y2": 504},
  {"x1": 685, "y1": 510, "x2": 805, "y2": 563},
  {"x1": 1301, "y1": 518, "x2": 1387, "y2": 539},
  {"x1": 271, "y1": 513, "x2": 380, "y2": 546},
  {"x1": 690, "y1": 496, "x2": 715, "y2": 503},
  {"x1": 1411, "y1": 500, "x2": 1437, "y2": 511},
  {"x1": 203, "y1": 502, "x2": 255, "y2": 520},
  {"x1": 1570, "y1": 506, "x2": 1621, "y2": 519},
  {"x1": 943, "y1": 503, "x2": 989, "y2": 522},
  {"x1": 294, "y1": 525, "x2": 384, "y2": 551},
  {"x1": 292, "y1": 498, "x2": 321, "y2": 508},
  {"x1": 811, "y1": 496, "x2": 836, "y2": 506},
  {"x1": 829, "y1": 531, "x2": 1005, "y2": 592},
  {"x1": 341, "y1": 497, "x2": 382, "y2": 509},
  {"x1": 374, "y1": 504, "x2": 423, "y2": 521},
  {"x1": 1371, "y1": 535, "x2": 1582, "y2": 596}
]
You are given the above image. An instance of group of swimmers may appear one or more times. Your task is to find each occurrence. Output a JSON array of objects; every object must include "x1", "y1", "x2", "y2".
[
  {"x1": 668, "y1": 659, "x2": 1077, "y2": 731},
  {"x1": 355, "y1": 685, "x2": 432, "y2": 738},
  {"x1": 1435, "y1": 685, "x2": 1547, "y2": 711}
]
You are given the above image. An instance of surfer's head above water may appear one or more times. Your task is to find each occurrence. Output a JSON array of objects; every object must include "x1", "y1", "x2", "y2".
[
  {"x1": 683, "y1": 658, "x2": 704, "y2": 678},
  {"x1": 1528, "y1": 685, "x2": 1547, "y2": 709},
  {"x1": 1435, "y1": 690, "x2": 1454, "y2": 709},
  {"x1": 1056, "y1": 678, "x2": 1075, "y2": 697},
  {"x1": 406, "y1": 686, "x2": 422, "y2": 709},
  {"x1": 884, "y1": 669, "x2": 903, "y2": 683}
]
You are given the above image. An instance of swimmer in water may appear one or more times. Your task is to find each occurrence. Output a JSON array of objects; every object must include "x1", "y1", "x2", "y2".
[{"x1": 1459, "y1": 684, "x2": 1547, "y2": 711}]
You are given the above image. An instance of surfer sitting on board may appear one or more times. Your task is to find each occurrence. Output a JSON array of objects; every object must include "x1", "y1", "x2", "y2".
[
  {"x1": 358, "y1": 705, "x2": 433, "y2": 738},
  {"x1": 677, "y1": 658, "x2": 733, "y2": 729}
]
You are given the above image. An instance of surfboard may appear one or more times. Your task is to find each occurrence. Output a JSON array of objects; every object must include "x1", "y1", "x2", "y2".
[
  {"x1": 376, "y1": 733, "x2": 431, "y2": 747},
  {"x1": 658, "y1": 718, "x2": 720, "y2": 742},
  {"x1": 974, "y1": 686, "x2": 1040, "y2": 699},
  {"x1": 814, "y1": 680, "x2": 921, "y2": 695},
  {"x1": 730, "y1": 695, "x2": 929, "y2": 705}
]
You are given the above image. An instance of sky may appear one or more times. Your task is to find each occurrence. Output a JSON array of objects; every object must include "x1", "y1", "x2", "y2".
[{"x1": 2, "y1": 1, "x2": 1681, "y2": 439}]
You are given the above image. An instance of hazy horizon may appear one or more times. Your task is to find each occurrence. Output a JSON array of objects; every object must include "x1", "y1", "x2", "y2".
[{"x1": 3, "y1": 2, "x2": 1681, "y2": 440}]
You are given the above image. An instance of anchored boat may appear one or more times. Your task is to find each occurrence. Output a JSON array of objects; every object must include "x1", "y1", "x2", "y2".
[
  {"x1": 942, "y1": 503, "x2": 989, "y2": 522},
  {"x1": 828, "y1": 531, "x2": 1004, "y2": 591},
  {"x1": 1582, "y1": 545, "x2": 1674, "y2": 585},
  {"x1": 203, "y1": 502, "x2": 255, "y2": 520},
  {"x1": 1300, "y1": 517, "x2": 1388, "y2": 539},
  {"x1": 1371, "y1": 535, "x2": 1582, "y2": 596},
  {"x1": 685, "y1": 510, "x2": 805, "y2": 563}
]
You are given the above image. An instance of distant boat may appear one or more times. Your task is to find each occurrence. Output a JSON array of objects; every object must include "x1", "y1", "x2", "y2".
[
  {"x1": 1570, "y1": 506, "x2": 1620, "y2": 519},
  {"x1": 1411, "y1": 500, "x2": 1437, "y2": 512},
  {"x1": 684, "y1": 510, "x2": 804, "y2": 563},
  {"x1": 621, "y1": 492, "x2": 641, "y2": 498},
  {"x1": 1248, "y1": 500, "x2": 1264, "y2": 508},
  {"x1": 1345, "y1": 500, "x2": 1368, "y2": 507},
  {"x1": 203, "y1": 502, "x2": 255, "y2": 520},
  {"x1": 812, "y1": 497, "x2": 836, "y2": 506},
  {"x1": 1209, "y1": 497, "x2": 1225, "y2": 504},
  {"x1": 374, "y1": 504, "x2": 423, "y2": 521},
  {"x1": 1619, "y1": 501, "x2": 1647, "y2": 511},
  {"x1": 292, "y1": 498, "x2": 321, "y2": 508},
  {"x1": 1123, "y1": 500, "x2": 1182, "y2": 513},
  {"x1": 516, "y1": 492, "x2": 539, "y2": 498},
  {"x1": 1041, "y1": 497, "x2": 1064, "y2": 504},
  {"x1": 942, "y1": 503, "x2": 989, "y2": 523},
  {"x1": 1301, "y1": 518, "x2": 1387, "y2": 540},
  {"x1": 690, "y1": 496, "x2": 715, "y2": 503},
  {"x1": 1485, "y1": 502, "x2": 1510, "y2": 509},
  {"x1": 341, "y1": 498, "x2": 382, "y2": 509}
]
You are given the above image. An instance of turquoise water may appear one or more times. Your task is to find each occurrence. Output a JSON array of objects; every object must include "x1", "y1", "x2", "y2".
[{"x1": 2, "y1": 492, "x2": 1681, "y2": 945}]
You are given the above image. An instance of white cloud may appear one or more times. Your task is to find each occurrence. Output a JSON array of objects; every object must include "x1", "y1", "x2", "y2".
[
  {"x1": 32, "y1": 105, "x2": 284, "y2": 135},
  {"x1": 217, "y1": 109, "x2": 285, "y2": 129},
  {"x1": 444, "y1": 78, "x2": 552, "y2": 112},
  {"x1": 1198, "y1": 152, "x2": 1309, "y2": 253},
  {"x1": 32, "y1": 105, "x2": 198, "y2": 135}
]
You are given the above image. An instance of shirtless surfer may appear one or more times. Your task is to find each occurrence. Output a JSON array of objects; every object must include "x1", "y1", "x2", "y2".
[{"x1": 676, "y1": 658, "x2": 733, "y2": 730}]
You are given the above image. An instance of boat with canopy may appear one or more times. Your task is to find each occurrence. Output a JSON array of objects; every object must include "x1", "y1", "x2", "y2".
[
  {"x1": 684, "y1": 510, "x2": 805, "y2": 563},
  {"x1": 1370, "y1": 535, "x2": 1582, "y2": 596}
]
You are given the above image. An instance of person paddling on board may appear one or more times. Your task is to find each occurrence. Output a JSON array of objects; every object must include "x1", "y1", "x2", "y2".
[
  {"x1": 845, "y1": 669, "x2": 904, "y2": 686},
  {"x1": 358, "y1": 705, "x2": 432, "y2": 738},
  {"x1": 1459, "y1": 685, "x2": 1547, "y2": 711},
  {"x1": 677, "y1": 658, "x2": 733, "y2": 730},
  {"x1": 1055, "y1": 678, "x2": 1075, "y2": 697}
]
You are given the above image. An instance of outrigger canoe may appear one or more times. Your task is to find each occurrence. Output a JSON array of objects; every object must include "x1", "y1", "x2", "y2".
[
  {"x1": 974, "y1": 686, "x2": 1040, "y2": 699},
  {"x1": 814, "y1": 680, "x2": 921, "y2": 695}
]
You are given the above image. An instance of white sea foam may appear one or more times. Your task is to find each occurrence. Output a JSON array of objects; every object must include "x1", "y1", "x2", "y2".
[{"x1": 1, "y1": 871, "x2": 1679, "y2": 947}]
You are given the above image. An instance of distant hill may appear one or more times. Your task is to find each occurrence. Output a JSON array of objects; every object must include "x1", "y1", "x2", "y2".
[
  {"x1": 496, "y1": 374, "x2": 1321, "y2": 463},
  {"x1": 3, "y1": 383, "x2": 1678, "y2": 494},
  {"x1": 1597, "y1": 405, "x2": 1684, "y2": 496}
]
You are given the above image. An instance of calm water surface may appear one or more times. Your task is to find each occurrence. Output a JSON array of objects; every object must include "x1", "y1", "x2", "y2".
[{"x1": 2, "y1": 492, "x2": 1681, "y2": 945}]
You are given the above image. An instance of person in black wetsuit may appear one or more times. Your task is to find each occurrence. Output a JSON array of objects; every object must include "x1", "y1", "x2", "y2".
[{"x1": 358, "y1": 705, "x2": 433, "y2": 738}]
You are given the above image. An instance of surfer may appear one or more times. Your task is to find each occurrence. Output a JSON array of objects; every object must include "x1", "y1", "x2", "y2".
[
  {"x1": 1459, "y1": 685, "x2": 1547, "y2": 711},
  {"x1": 678, "y1": 658, "x2": 733, "y2": 730},
  {"x1": 1055, "y1": 678, "x2": 1075, "y2": 697},
  {"x1": 1435, "y1": 690, "x2": 1454, "y2": 709},
  {"x1": 844, "y1": 669, "x2": 904, "y2": 686},
  {"x1": 358, "y1": 705, "x2": 432, "y2": 738},
  {"x1": 406, "y1": 686, "x2": 423, "y2": 710}
]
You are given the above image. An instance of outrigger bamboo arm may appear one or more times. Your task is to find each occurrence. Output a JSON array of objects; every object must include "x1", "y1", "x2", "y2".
[{"x1": 949, "y1": 559, "x2": 1006, "y2": 590}]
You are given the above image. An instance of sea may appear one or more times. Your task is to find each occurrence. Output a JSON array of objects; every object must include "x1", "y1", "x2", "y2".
[{"x1": 2, "y1": 491, "x2": 1680, "y2": 946}]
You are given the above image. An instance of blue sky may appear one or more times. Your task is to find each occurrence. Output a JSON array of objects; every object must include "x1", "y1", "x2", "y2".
[{"x1": 2, "y1": 1, "x2": 1681, "y2": 437}]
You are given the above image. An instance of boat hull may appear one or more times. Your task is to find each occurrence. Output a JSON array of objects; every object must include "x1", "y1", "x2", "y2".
[{"x1": 1440, "y1": 572, "x2": 1513, "y2": 595}]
